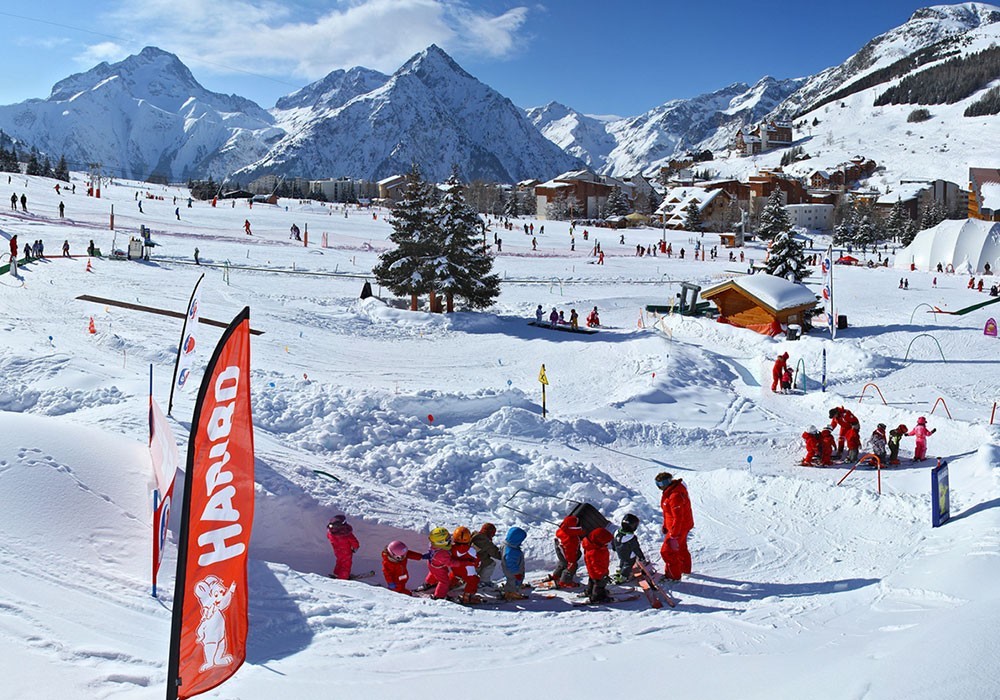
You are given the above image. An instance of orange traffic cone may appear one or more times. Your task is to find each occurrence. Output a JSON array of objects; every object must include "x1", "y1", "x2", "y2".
[
  {"x1": 88, "y1": 317, "x2": 96, "y2": 334},
  {"x1": 85, "y1": 258, "x2": 92, "y2": 272}
]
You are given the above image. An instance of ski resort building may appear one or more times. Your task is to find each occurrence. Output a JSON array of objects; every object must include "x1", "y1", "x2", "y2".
[
  {"x1": 895, "y1": 219, "x2": 1000, "y2": 274},
  {"x1": 968, "y1": 168, "x2": 1000, "y2": 221},
  {"x1": 784, "y1": 203, "x2": 835, "y2": 232},
  {"x1": 702, "y1": 275, "x2": 818, "y2": 335},
  {"x1": 655, "y1": 187, "x2": 732, "y2": 230},
  {"x1": 535, "y1": 170, "x2": 612, "y2": 219},
  {"x1": 732, "y1": 120, "x2": 793, "y2": 156}
]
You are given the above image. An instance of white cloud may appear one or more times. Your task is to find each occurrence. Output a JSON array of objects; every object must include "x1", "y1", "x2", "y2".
[
  {"x1": 86, "y1": 0, "x2": 529, "y2": 82},
  {"x1": 76, "y1": 41, "x2": 129, "y2": 66}
]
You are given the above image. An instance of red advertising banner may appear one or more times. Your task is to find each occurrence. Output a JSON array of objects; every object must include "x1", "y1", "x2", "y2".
[
  {"x1": 150, "y1": 397, "x2": 179, "y2": 595},
  {"x1": 166, "y1": 307, "x2": 254, "y2": 700}
]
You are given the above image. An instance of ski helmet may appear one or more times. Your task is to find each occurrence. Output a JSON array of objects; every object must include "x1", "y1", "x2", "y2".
[
  {"x1": 621, "y1": 514, "x2": 640, "y2": 533},
  {"x1": 807, "y1": 425, "x2": 818, "y2": 434},
  {"x1": 386, "y1": 541, "x2": 408, "y2": 561},
  {"x1": 917, "y1": 416, "x2": 927, "y2": 425},
  {"x1": 829, "y1": 408, "x2": 839, "y2": 419},
  {"x1": 428, "y1": 527, "x2": 452, "y2": 548},
  {"x1": 877, "y1": 423, "x2": 886, "y2": 430},
  {"x1": 897, "y1": 424, "x2": 908, "y2": 433},
  {"x1": 329, "y1": 514, "x2": 346, "y2": 526},
  {"x1": 655, "y1": 472, "x2": 673, "y2": 490},
  {"x1": 479, "y1": 523, "x2": 497, "y2": 538},
  {"x1": 452, "y1": 526, "x2": 472, "y2": 545}
]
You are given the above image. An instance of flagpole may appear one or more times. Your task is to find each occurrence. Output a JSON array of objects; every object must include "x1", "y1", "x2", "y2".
[{"x1": 168, "y1": 273, "x2": 205, "y2": 416}]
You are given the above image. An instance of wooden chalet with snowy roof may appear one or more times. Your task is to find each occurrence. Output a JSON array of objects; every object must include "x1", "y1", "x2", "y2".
[
  {"x1": 701, "y1": 274, "x2": 818, "y2": 336},
  {"x1": 654, "y1": 187, "x2": 732, "y2": 230}
]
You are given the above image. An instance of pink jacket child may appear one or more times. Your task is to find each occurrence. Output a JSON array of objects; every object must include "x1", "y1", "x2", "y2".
[
  {"x1": 908, "y1": 417, "x2": 937, "y2": 462},
  {"x1": 326, "y1": 515, "x2": 360, "y2": 579}
]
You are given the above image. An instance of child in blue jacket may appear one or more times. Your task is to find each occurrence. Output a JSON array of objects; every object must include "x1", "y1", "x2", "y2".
[{"x1": 501, "y1": 526, "x2": 528, "y2": 600}]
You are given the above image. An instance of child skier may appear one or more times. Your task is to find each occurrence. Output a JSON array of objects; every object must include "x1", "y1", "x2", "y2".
[
  {"x1": 501, "y1": 527, "x2": 528, "y2": 601},
  {"x1": 549, "y1": 515, "x2": 584, "y2": 588},
  {"x1": 581, "y1": 527, "x2": 614, "y2": 603},
  {"x1": 869, "y1": 423, "x2": 888, "y2": 463},
  {"x1": 780, "y1": 367, "x2": 793, "y2": 393},
  {"x1": 471, "y1": 523, "x2": 502, "y2": 587},
  {"x1": 449, "y1": 527, "x2": 481, "y2": 603},
  {"x1": 801, "y1": 426, "x2": 821, "y2": 466},
  {"x1": 908, "y1": 417, "x2": 937, "y2": 462},
  {"x1": 423, "y1": 527, "x2": 454, "y2": 600},
  {"x1": 819, "y1": 427, "x2": 836, "y2": 466},
  {"x1": 535, "y1": 305, "x2": 544, "y2": 324},
  {"x1": 381, "y1": 541, "x2": 425, "y2": 595},
  {"x1": 829, "y1": 406, "x2": 859, "y2": 458},
  {"x1": 612, "y1": 514, "x2": 647, "y2": 584},
  {"x1": 326, "y1": 515, "x2": 360, "y2": 580},
  {"x1": 888, "y1": 424, "x2": 908, "y2": 465},
  {"x1": 844, "y1": 421, "x2": 862, "y2": 463}
]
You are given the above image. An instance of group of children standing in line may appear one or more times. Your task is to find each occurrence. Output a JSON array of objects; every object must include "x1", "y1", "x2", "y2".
[
  {"x1": 801, "y1": 405, "x2": 937, "y2": 467},
  {"x1": 535, "y1": 304, "x2": 601, "y2": 329}
]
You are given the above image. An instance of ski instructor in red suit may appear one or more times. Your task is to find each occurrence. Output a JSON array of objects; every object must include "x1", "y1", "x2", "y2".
[
  {"x1": 656, "y1": 472, "x2": 694, "y2": 580},
  {"x1": 771, "y1": 352, "x2": 789, "y2": 392}
]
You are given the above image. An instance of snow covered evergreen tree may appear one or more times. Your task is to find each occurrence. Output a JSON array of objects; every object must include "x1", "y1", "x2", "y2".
[
  {"x1": 884, "y1": 200, "x2": 908, "y2": 242},
  {"x1": 757, "y1": 190, "x2": 791, "y2": 241},
  {"x1": 54, "y1": 155, "x2": 70, "y2": 182},
  {"x1": 546, "y1": 191, "x2": 568, "y2": 220},
  {"x1": 764, "y1": 230, "x2": 808, "y2": 282},
  {"x1": 606, "y1": 187, "x2": 629, "y2": 216},
  {"x1": 503, "y1": 187, "x2": 520, "y2": 218},
  {"x1": 373, "y1": 163, "x2": 438, "y2": 311},
  {"x1": 683, "y1": 201, "x2": 702, "y2": 231},
  {"x1": 434, "y1": 174, "x2": 501, "y2": 311},
  {"x1": 25, "y1": 149, "x2": 42, "y2": 177},
  {"x1": 900, "y1": 218, "x2": 919, "y2": 246}
]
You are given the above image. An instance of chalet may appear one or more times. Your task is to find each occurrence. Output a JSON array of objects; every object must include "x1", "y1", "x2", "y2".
[
  {"x1": 748, "y1": 170, "x2": 809, "y2": 207},
  {"x1": 809, "y1": 170, "x2": 831, "y2": 189},
  {"x1": 701, "y1": 275, "x2": 818, "y2": 336},
  {"x1": 733, "y1": 120, "x2": 793, "y2": 156},
  {"x1": 654, "y1": 187, "x2": 732, "y2": 230},
  {"x1": 535, "y1": 170, "x2": 612, "y2": 219},
  {"x1": 968, "y1": 167, "x2": 1000, "y2": 221}
]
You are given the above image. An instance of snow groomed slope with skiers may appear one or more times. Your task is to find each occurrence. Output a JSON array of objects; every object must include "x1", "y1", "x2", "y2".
[{"x1": 0, "y1": 172, "x2": 999, "y2": 699}]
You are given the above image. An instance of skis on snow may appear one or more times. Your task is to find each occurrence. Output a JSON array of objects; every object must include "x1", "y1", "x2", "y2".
[{"x1": 634, "y1": 560, "x2": 678, "y2": 608}]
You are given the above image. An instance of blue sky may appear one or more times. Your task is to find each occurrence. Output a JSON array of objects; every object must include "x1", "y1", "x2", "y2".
[{"x1": 0, "y1": 1, "x2": 959, "y2": 116}]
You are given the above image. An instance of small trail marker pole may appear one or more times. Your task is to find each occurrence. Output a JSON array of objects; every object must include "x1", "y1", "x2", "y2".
[{"x1": 539, "y1": 364, "x2": 549, "y2": 418}]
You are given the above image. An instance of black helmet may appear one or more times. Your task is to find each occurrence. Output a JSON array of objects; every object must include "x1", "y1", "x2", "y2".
[{"x1": 621, "y1": 514, "x2": 640, "y2": 532}]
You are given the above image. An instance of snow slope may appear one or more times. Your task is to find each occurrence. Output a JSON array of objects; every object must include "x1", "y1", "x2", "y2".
[{"x1": 1, "y1": 173, "x2": 999, "y2": 699}]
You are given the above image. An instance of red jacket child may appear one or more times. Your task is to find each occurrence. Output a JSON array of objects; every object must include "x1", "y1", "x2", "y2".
[
  {"x1": 801, "y1": 426, "x2": 820, "y2": 465},
  {"x1": 550, "y1": 515, "x2": 585, "y2": 586},
  {"x1": 828, "y1": 407, "x2": 858, "y2": 456},
  {"x1": 327, "y1": 515, "x2": 360, "y2": 580},
  {"x1": 819, "y1": 428, "x2": 836, "y2": 465},
  {"x1": 449, "y1": 527, "x2": 481, "y2": 602},
  {"x1": 582, "y1": 527, "x2": 613, "y2": 580},
  {"x1": 381, "y1": 541, "x2": 425, "y2": 595}
]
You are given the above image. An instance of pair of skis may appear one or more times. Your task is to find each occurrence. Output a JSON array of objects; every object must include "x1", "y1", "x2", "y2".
[{"x1": 633, "y1": 560, "x2": 677, "y2": 608}]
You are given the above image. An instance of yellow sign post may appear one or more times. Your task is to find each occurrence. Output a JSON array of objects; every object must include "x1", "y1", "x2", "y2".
[{"x1": 538, "y1": 364, "x2": 549, "y2": 418}]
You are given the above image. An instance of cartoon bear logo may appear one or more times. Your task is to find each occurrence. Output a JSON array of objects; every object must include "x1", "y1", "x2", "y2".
[{"x1": 193, "y1": 575, "x2": 237, "y2": 672}]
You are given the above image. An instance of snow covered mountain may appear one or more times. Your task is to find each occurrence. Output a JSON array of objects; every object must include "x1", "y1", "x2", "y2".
[
  {"x1": 524, "y1": 102, "x2": 618, "y2": 170},
  {"x1": 0, "y1": 47, "x2": 281, "y2": 181},
  {"x1": 240, "y1": 45, "x2": 582, "y2": 183}
]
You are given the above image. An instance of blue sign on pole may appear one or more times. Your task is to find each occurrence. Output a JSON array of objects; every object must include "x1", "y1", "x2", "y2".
[{"x1": 931, "y1": 459, "x2": 950, "y2": 527}]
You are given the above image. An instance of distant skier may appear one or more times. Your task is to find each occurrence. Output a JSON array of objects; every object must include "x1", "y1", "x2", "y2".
[
  {"x1": 326, "y1": 515, "x2": 360, "y2": 580},
  {"x1": 582, "y1": 527, "x2": 614, "y2": 603},
  {"x1": 535, "y1": 304, "x2": 544, "y2": 324},
  {"x1": 908, "y1": 417, "x2": 936, "y2": 462},
  {"x1": 569, "y1": 308, "x2": 579, "y2": 330},
  {"x1": 887, "y1": 424, "x2": 907, "y2": 465},
  {"x1": 9, "y1": 193, "x2": 16, "y2": 210},
  {"x1": 244, "y1": 219, "x2": 252, "y2": 235},
  {"x1": 62, "y1": 240, "x2": 70, "y2": 257},
  {"x1": 771, "y1": 352, "x2": 789, "y2": 392},
  {"x1": 58, "y1": 201, "x2": 65, "y2": 218},
  {"x1": 586, "y1": 307, "x2": 600, "y2": 327},
  {"x1": 612, "y1": 514, "x2": 647, "y2": 584},
  {"x1": 20, "y1": 193, "x2": 26, "y2": 212},
  {"x1": 549, "y1": 308, "x2": 559, "y2": 327},
  {"x1": 175, "y1": 207, "x2": 180, "y2": 220}
]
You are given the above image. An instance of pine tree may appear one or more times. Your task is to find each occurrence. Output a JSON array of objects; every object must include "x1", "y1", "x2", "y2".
[
  {"x1": 764, "y1": 230, "x2": 808, "y2": 282},
  {"x1": 757, "y1": 190, "x2": 791, "y2": 241},
  {"x1": 25, "y1": 148, "x2": 42, "y2": 176},
  {"x1": 884, "y1": 200, "x2": 908, "y2": 242},
  {"x1": 434, "y1": 174, "x2": 501, "y2": 311},
  {"x1": 683, "y1": 201, "x2": 703, "y2": 231},
  {"x1": 546, "y1": 191, "x2": 568, "y2": 220},
  {"x1": 833, "y1": 207, "x2": 857, "y2": 246},
  {"x1": 900, "y1": 218, "x2": 919, "y2": 246},
  {"x1": 606, "y1": 187, "x2": 629, "y2": 216},
  {"x1": 372, "y1": 163, "x2": 438, "y2": 311},
  {"x1": 54, "y1": 155, "x2": 70, "y2": 182},
  {"x1": 503, "y1": 187, "x2": 520, "y2": 218}
]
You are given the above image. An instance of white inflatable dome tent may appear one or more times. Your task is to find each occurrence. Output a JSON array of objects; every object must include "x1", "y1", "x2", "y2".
[{"x1": 895, "y1": 219, "x2": 1000, "y2": 274}]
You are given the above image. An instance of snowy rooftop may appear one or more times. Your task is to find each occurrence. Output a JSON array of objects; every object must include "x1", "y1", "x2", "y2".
[
  {"x1": 703, "y1": 274, "x2": 818, "y2": 311},
  {"x1": 877, "y1": 182, "x2": 928, "y2": 205}
]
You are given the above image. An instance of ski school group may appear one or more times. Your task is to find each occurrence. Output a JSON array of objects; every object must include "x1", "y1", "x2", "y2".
[
  {"x1": 324, "y1": 472, "x2": 694, "y2": 608},
  {"x1": 800, "y1": 405, "x2": 937, "y2": 467}
]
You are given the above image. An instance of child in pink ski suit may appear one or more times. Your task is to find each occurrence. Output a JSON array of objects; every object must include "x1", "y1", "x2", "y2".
[
  {"x1": 908, "y1": 417, "x2": 936, "y2": 461},
  {"x1": 327, "y1": 515, "x2": 360, "y2": 579}
]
